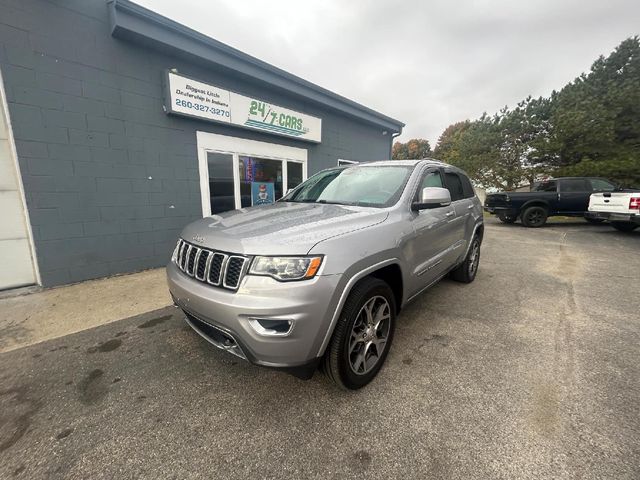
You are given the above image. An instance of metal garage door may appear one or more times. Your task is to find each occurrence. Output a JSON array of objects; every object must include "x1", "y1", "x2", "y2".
[{"x1": 0, "y1": 72, "x2": 37, "y2": 290}]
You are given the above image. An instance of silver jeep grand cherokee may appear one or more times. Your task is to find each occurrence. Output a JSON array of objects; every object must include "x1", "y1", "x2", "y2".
[{"x1": 167, "y1": 160, "x2": 483, "y2": 389}]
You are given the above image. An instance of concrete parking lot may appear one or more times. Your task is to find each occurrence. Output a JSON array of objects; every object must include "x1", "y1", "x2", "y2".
[{"x1": 1, "y1": 218, "x2": 639, "y2": 479}]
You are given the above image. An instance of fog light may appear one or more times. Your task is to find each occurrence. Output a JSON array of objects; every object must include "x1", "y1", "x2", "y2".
[{"x1": 248, "y1": 318, "x2": 293, "y2": 336}]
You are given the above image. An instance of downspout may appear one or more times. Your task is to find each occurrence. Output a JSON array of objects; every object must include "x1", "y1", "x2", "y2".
[{"x1": 390, "y1": 129, "x2": 402, "y2": 159}]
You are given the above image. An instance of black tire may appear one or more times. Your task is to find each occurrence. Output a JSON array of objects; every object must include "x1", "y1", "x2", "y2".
[
  {"x1": 584, "y1": 216, "x2": 605, "y2": 224},
  {"x1": 497, "y1": 212, "x2": 517, "y2": 224},
  {"x1": 521, "y1": 206, "x2": 548, "y2": 228},
  {"x1": 322, "y1": 277, "x2": 396, "y2": 390},
  {"x1": 611, "y1": 221, "x2": 638, "y2": 232},
  {"x1": 450, "y1": 235, "x2": 481, "y2": 283}
]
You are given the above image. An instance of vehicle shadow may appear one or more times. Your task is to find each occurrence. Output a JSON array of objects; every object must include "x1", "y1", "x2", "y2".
[{"x1": 486, "y1": 217, "x2": 618, "y2": 229}]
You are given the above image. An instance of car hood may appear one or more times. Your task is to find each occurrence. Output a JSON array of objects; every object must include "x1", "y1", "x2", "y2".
[{"x1": 179, "y1": 202, "x2": 389, "y2": 255}]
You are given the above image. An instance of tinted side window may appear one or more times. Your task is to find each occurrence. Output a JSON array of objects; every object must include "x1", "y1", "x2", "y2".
[
  {"x1": 444, "y1": 172, "x2": 465, "y2": 201},
  {"x1": 532, "y1": 180, "x2": 557, "y2": 192},
  {"x1": 561, "y1": 179, "x2": 589, "y2": 192},
  {"x1": 589, "y1": 178, "x2": 616, "y2": 191},
  {"x1": 460, "y1": 174, "x2": 475, "y2": 198}
]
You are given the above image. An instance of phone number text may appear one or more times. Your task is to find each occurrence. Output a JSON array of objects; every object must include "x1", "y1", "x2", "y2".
[{"x1": 175, "y1": 99, "x2": 230, "y2": 117}]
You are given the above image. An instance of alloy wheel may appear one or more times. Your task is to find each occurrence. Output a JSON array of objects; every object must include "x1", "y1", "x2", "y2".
[
  {"x1": 526, "y1": 210, "x2": 544, "y2": 226},
  {"x1": 348, "y1": 296, "x2": 391, "y2": 375},
  {"x1": 468, "y1": 240, "x2": 480, "y2": 277}
]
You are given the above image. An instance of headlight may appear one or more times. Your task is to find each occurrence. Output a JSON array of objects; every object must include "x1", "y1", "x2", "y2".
[{"x1": 249, "y1": 256, "x2": 323, "y2": 281}]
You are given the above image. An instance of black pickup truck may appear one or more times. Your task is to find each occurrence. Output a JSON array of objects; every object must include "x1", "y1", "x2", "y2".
[{"x1": 484, "y1": 177, "x2": 618, "y2": 227}]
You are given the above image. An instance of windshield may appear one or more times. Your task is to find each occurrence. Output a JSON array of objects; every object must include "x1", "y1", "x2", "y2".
[{"x1": 283, "y1": 165, "x2": 414, "y2": 207}]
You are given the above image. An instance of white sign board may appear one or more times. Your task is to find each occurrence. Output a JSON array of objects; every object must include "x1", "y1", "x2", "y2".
[{"x1": 166, "y1": 72, "x2": 322, "y2": 143}]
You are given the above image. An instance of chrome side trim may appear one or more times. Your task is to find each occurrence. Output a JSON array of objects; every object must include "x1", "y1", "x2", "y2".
[
  {"x1": 406, "y1": 270, "x2": 450, "y2": 303},
  {"x1": 316, "y1": 258, "x2": 401, "y2": 357},
  {"x1": 417, "y1": 259, "x2": 442, "y2": 276},
  {"x1": 414, "y1": 239, "x2": 464, "y2": 277}
]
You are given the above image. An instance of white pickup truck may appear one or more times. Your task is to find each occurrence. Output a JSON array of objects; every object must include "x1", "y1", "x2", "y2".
[{"x1": 588, "y1": 191, "x2": 640, "y2": 232}]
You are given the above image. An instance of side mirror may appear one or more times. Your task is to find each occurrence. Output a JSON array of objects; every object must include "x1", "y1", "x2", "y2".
[{"x1": 411, "y1": 187, "x2": 451, "y2": 211}]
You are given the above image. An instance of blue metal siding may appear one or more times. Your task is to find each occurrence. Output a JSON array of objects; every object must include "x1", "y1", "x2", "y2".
[{"x1": 0, "y1": 0, "x2": 395, "y2": 286}]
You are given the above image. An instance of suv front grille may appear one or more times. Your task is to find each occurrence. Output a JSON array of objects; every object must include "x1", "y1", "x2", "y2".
[
  {"x1": 224, "y1": 257, "x2": 245, "y2": 289},
  {"x1": 173, "y1": 239, "x2": 248, "y2": 291}
]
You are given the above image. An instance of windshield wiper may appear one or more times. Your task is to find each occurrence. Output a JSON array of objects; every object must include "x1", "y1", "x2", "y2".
[
  {"x1": 316, "y1": 200, "x2": 361, "y2": 206},
  {"x1": 286, "y1": 199, "x2": 361, "y2": 206}
]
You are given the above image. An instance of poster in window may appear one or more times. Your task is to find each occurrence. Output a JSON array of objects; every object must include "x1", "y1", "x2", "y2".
[{"x1": 251, "y1": 182, "x2": 275, "y2": 206}]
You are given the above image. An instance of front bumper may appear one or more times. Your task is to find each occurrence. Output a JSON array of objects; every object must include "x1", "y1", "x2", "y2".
[
  {"x1": 166, "y1": 262, "x2": 342, "y2": 375},
  {"x1": 484, "y1": 206, "x2": 518, "y2": 217},
  {"x1": 586, "y1": 211, "x2": 640, "y2": 224}
]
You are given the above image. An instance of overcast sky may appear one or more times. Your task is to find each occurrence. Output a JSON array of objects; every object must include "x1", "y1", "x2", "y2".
[{"x1": 137, "y1": 0, "x2": 640, "y2": 145}]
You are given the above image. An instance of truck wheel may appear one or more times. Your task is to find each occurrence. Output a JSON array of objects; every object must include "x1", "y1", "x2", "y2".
[
  {"x1": 323, "y1": 277, "x2": 396, "y2": 390},
  {"x1": 450, "y1": 235, "x2": 481, "y2": 283},
  {"x1": 497, "y1": 213, "x2": 517, "y2": 224},
  {"x1": 611, "y1": 221, "x2": 638, "y2": 232},
  {"x1": 521, "y1": 206, "x2": 548, "y2": 227}
]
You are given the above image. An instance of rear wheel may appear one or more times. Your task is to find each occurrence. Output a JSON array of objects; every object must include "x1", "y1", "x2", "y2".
[
  {"x1": 497, "y1": 212, "x2": 517, "y2": 224},
  {"x1": 611, "y1": 221, "x2": 638, "y2": 232},
  {"x1": 521, "y1": 206, "x2": 548, "y2": 228},
  {"x1": 450, "y1": 235, "x2": 481, "y2": 283},
  {"x1": 323, "y1": 277, "x2": 395, "y2": 390}
]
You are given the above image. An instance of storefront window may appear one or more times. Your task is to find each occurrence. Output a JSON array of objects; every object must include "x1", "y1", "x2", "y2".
[
  {"x1": 239, "y1": 156, "x2": 283, "y2": 207},
  {"x1": 287, "y1": 161, "x2": 303, "y2": 190},
  {"x1": 207, "y1": 152, "x2": 234, "y2": 214}
]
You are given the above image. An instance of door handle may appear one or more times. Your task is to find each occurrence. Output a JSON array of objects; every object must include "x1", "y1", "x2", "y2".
[
  {"x1": 467, "y1": 204, "x2": 474, "y2": 209},
  {"x1": 445, "y1": 211, "x2": 455, "y2": 217}
]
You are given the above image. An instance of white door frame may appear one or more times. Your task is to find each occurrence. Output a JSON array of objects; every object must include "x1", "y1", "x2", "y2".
[{"x1": 196, "y1": 131, "x2": 308, "y2": 217}]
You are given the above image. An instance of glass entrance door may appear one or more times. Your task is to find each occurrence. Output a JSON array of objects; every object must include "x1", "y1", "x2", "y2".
[{"x1": 197, "y1": 132, "x2": 308, "y2": 217}]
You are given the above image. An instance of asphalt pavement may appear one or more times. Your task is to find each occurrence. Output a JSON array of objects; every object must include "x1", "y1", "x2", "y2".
[{"x1": 1, "y1": 218, "x2": 639, "y2": 479}]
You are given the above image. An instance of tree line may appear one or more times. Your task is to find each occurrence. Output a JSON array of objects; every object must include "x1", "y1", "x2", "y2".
[{"x1": 392, "y1": 37, "x2": 640, "y2": 190}]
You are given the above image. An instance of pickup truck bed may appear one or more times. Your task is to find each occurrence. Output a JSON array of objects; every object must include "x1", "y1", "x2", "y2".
[
  {"x1": 484, "y1": 177, "x2": 619, "y2": 227},
  {"x1": 588, "y1": 192, "x2": 640, "y2": 232}
]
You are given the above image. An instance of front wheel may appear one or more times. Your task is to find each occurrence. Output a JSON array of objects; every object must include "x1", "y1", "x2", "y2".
[
  {"x1": 322, "y1": 277, "x2": 396, "y2": 390},
  {"x1": 521, "y1": 206, "x2": 548, "y2": 227},
  {"x1": 611, "y1": 221, "x2": 638, "y2": 232},
  {"x1": 450, "y1": 235, "x2": 481, "y2": 283}
]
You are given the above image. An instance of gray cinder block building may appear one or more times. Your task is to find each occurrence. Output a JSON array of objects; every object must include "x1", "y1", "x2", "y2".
[{"x1": 0, "y1": 0, "x2": 403, "y2": 289}]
